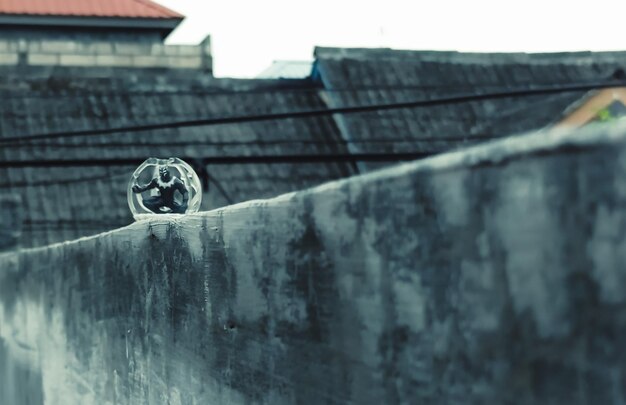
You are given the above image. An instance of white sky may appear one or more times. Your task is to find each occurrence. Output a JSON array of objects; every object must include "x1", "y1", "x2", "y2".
[{"x1": 154, "y1": 0, "x2": 626, "y2": 78}]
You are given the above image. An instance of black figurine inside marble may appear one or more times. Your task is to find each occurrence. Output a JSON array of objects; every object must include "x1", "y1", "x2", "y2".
[{"x1": 132, "y1": 165, "x2": 189, "y2": 214}]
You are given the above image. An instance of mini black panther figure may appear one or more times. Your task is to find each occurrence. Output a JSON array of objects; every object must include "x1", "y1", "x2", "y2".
[{"x1": 132, "y1": 165, "x2": 189, "y2": 214}]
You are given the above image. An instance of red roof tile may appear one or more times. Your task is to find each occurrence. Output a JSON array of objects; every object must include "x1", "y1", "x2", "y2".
[{"x1": 0, "y1": 0, "x2": 183, "y2": 19}]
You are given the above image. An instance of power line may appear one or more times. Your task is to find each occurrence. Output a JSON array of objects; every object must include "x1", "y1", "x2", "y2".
[
  {"x1": 0, "y1": 134, "x2": 503, "y2": 149},
  {"x1": 0, "y1": 170, "x2": 131, "y2": 188},
  {"x1": 0, "y1": 168, "x2": 235, "y2": 203},
  {"x1": 0, "y1": 151, "x2": 436, "y2": 168},
  {"x1": 0, "y1": 164, "x2": 233, "y2": 203},
  {"x1": 0, "y1": 80, "x2": 621, "y2": 146}
]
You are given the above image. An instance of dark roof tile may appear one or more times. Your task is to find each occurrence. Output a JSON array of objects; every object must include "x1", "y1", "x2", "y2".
[
  {"x1": 314, "y1": 47, "x2": 624, "y2": 171},
  {"x1": 0, "y1": 67, "x2": 354, "y2": 247}
]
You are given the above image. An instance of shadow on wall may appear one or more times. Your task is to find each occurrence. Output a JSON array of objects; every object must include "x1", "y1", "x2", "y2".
[
  {"x1": 0, "y1": 196, "x2": 22, "y2": 252},
  {"x1": 0, "y1": 337, "x2": 44, "y2": 405}
]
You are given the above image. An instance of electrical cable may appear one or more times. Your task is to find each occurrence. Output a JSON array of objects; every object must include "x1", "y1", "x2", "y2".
[
  {"x1": 2, "y1": 166, "x2": 231, "y2": 211},
  {"x1": 0, "y1": 151, "x2": 436, "y2": 168},
  {"x1": 1, "y1": 167, "x2": 237, "y2": 210},
  {"x1": 0, "y1": 134, "x2": 503, "y2": 149},
  {"x1": 0, "y1": 80, "x2": 621, "y2": 146},
  {"x1": 0, "y1": 170, "x2": 131, "y2": 188}
]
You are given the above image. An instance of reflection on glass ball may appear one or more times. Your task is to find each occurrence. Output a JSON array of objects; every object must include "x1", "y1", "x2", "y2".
[{"x1": 127, "y1": 157, "x2": 202, "y2": 220}]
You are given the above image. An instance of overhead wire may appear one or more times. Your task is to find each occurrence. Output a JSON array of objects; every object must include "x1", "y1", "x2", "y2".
[
  {"x1": 0, "y1": 80, "x2": 623, "y2": 146},
  {"x1": 2, "y1": 164, "x2": 234, "y2": 208},
  {"x1": 0, "y1": 170, "x2": 131, "y2": 188},
  {"x1": 1, "y1": 134, "x2": 504, "y2": 149},
  {"x1": 0, "y1": 151, "x2": 436, "y2": 168},
  {"x1": 0, "y1": 166, "x2": 237, "y2": 208},
  {"x1": 0, "y1": 79, "x2": 614, "y2": 206},
  {"x1": 3, "y1": 89, "x2": 565, "y2": 150},
  {"x1": 5, "y1": 77, "x2": 618, "y2": 230}
]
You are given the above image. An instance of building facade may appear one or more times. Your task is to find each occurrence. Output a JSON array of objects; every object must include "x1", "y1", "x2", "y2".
[{"x1": 0, "y1": 0, "x2": 211, "y2": 71}]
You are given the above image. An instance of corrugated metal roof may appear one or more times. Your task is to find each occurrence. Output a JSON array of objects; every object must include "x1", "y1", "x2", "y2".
[{"x1": 0, "y1": 0, "x2": 183, "y2": 19}]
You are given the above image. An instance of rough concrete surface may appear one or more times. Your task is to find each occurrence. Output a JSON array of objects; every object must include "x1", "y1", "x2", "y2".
[
  {"x1": 0, "y1": 37, "x2": 212, "y2": 71},
  {"x1": 2, "y1": 124, "x2": 626, "y2": 404}
]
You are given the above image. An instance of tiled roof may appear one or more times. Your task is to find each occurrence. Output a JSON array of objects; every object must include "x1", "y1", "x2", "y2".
[
  {"x1": 313, "y1": 47, "x2": 626, "y2": 170},
  {"x1": 7, "y1": 48, "x2": 626, "y2": 248},
  {"x1": 0, "y1": 0, "x2": 183, "y2": 19},
  {"x1": 0, "y1": 68, "x2": 354, "y2": 247}
]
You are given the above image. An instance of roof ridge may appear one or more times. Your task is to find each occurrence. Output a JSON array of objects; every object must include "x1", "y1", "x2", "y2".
[
  {"x1": 314, "y1": 46, "x2": 626, "y2": 65},
  {"x1": 130, "y1": 0, "x2": 183, "y2": 19}
]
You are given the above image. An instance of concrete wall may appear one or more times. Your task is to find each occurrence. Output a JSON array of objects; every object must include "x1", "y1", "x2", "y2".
[
  {"x1": 2, "y1": 125, "x2": 626, "y2": 404},
  {"x1": 0, "y1": 36, "x2": 212, "y2": 71}
]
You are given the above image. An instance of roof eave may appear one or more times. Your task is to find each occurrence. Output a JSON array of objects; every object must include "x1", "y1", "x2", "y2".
[{"x1": 0, "y1": 14, "x2": 182, "y2": 34}]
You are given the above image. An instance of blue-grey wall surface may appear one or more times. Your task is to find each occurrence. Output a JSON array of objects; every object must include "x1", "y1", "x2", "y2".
[{"x1": 1, "y1": 125, "x2": 626, "y2": 404}]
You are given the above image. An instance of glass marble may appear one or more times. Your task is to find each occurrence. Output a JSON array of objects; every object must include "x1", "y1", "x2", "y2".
[{"x1": 127, "y1": 157, "x2": 202, "y2": 219}]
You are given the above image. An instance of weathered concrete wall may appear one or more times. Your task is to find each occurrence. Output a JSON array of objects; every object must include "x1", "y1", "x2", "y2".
[
  {"x1": 2, "y1": 124, "x2": 626, "y2": 404},
  {"x1": 0, "y1": 36, "x2": 212, "y2": 71}
]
